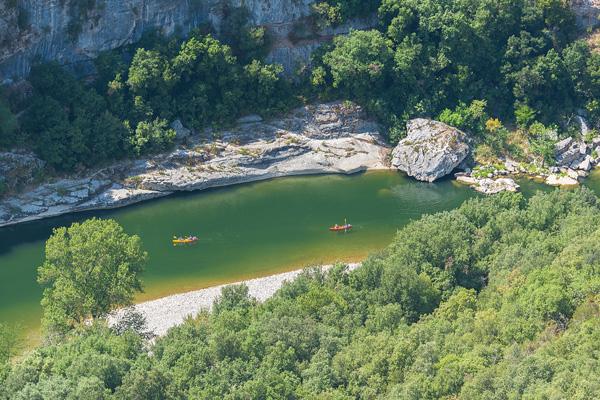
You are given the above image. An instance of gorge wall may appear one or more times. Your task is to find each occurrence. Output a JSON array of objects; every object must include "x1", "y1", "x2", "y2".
[
  {"x1": 0, "y1": 0, "x2": 598, "y2": 83},
  {"x1": 572, "y1": 0, "x2": 600, "y2": 29},
  {"x1": 0, "y1": 0, "x2": 374, "y2": 82}
]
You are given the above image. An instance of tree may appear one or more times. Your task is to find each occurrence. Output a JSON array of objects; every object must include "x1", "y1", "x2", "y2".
[
  {"x1": 213, "y1": 284, "x2": 255, "y2": 315},
  {"x1": 24, "y1": 64, "x2": 129, "y2": 170},
  {"x1": 322, "y1": 30, "x2": 394, "y2": 100},
  {"x1": 127, "y1": 49, "x2": 167, "y2": 97},
  {"x1": 514, "y1": 103, "x2": 537, "y2": 128},
  {"x1": 38, "y1": 218, "x2": 147, "y2": 335},
  {"x1": 130, "y1": 118, "x2": 176, "y2": 155},
  {"x1": 437, "y1": 100, "x2": 488, "y2": 135},
  {"x1": 0, "y1": 323, "x2": 20, "y2": 364}
]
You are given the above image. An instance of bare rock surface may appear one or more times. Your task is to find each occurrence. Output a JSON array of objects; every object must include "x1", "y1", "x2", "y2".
[
  {"x1": 546, "y1": 174, "x2": 580, "y2": 186},
  {"x1": 392, "y1": 119, "x2": 470, "y2": 182},
  {"x1": 455, "y1": 173, "x2": 520, "y2": 195},
  {"x1": 0, "y1": 0, "x2": 377, "y2": 80},
  {"x1": 572, "y1": 0, "x2": 600, "y2": 28},
  {"x1": 0, "y1": 151, "x2": 45, "y2": 191},
  {"x1": 0, "y1": 102, "x2": 390, "y2": 227}
]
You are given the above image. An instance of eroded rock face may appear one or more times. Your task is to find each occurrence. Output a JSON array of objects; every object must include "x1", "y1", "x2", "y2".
[
  {"x1": 0, "y1": 151, "x2": 45, "y2": 192},
  {"x1": 571, "y1": 0, "x2": 600, "y2": 28},
  {"x1": 553, "y1": 136, "x2": 598, "y2": 171},
  {"x1": 391, "y1": 119, "x2": 470, "y2": 182},
  {"x1": 0, "y1": 0, "x2": 376, "y2": 81}
]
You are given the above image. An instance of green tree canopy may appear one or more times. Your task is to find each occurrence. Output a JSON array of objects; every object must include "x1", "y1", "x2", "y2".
[
  {"x1": 38, "y1": 218, "x2": 147, "y2": 335},
  {"x1": 5, "y1": 190, "x2": 600, "y2": 398}
]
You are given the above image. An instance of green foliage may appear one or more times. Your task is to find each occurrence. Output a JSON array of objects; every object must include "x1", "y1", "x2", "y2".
[
  {"x1": 322, "y1": 30, "x2": 393, "y2": 100},
  {"x1": 438, "y1": 100, "x2": 488, "y2": 135},
  {"x1": 23, "y1": 64, "x2": 129, "y2": 171},
  {"x1": 130, "y1": 118, "x2": 175, "y2": 155},
  {"x1": 312, "y1": 0, "x2": 593, "y2": 141},
  {"x1": 21, "y1": 29, "x2": 292, "y2": 172},
  {"x1": 213, "y1": 284, "x2": 256, "y2": 315},
  {"x1": 1, "y1": 323, "x2": 142, "y2": 399},
  {"x1": 7, "y1": 190, "x2": 600, "y2": 398},
  {"x1": 514, "y1": 103, "x2": 537, "y2": 128},
  {"x1": 37, "y1": 218, "x2": 147, "y2": 335},
  {"x1": 313, "y1": 0, "x2": 381, "y2": 25},
  {"x1": 0, "y1": 323, "x2": 20, "y2": 365}
]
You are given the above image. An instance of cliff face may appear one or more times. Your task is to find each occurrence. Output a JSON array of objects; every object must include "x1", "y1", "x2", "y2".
[
  {"x1": 1, "y1": 0, "x2": 597, "y2": 82},
  {"x1": 0, "y1": 0, "x2": 372, "y2": 81},
  {"x1": 572, "y1": 0, "x2": 600, "y2": 29}
]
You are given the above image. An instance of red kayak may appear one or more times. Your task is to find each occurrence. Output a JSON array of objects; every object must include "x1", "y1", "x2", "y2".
[{"x1": 329, "y1": 224, "x2": 352, "y2": 232}]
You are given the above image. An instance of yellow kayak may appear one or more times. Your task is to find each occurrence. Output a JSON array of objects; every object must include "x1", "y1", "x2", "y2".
[{"x1": 172, "y1": 236, "x2": 198, "y2": 245}]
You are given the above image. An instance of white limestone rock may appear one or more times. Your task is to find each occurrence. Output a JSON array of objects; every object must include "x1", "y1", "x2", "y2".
[
  {"x1": 391, "y1": 119, "x2": 470, "y2": 182},
  {"x1": 0, "y1": 102, "x2": 391, "y2": 227},
  {"x1": 474, "y1": 178, "x2": 520, "y2": 195},
  {"x1": 170, "y1": 119, "x2": 191, "y2": 140},
  {"x1": 546, "y1": 175, "x2": 579, "y2": 186}
]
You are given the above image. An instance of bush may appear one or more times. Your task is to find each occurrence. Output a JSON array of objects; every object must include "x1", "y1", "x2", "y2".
[{"x1": 130, "y1": 118, "x2": 175, "y2": 155}]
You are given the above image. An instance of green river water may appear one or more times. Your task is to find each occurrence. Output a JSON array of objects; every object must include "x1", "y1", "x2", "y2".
[{"x1": 1, "y1": 170, "x2": 598, "y2": 342}]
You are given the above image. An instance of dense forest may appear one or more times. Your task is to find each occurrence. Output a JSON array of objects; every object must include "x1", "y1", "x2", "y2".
[
  {"x1": 1, "y1": 0, "x2": 599, "y2": 173},
  {"x1": 2, "y1": 1, "x2": 600, "y2": 397},
  {"x1": 1, "y1": 189, "x2": 600, "y2": 398}
]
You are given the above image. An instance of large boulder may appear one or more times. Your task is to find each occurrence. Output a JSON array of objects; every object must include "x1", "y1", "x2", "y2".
[
  {"x1": 554, "y1": 137, "x2": 590, "y2": 169},
  {"x1": 170, "y1": 119, "x2": 191, "y2": 140},
  {"x1": 391, "y1": 119, "x2": 470, "y2": 182}
]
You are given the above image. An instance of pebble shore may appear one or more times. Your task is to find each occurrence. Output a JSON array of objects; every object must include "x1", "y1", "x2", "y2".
[{"x1": 108, "y1": 263, "x2": 360, "y2": 337}]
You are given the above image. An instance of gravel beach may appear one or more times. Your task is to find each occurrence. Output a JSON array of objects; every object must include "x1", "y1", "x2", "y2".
[{"x1": 108, "y1": 263, "x2": 360, "y2": 337}]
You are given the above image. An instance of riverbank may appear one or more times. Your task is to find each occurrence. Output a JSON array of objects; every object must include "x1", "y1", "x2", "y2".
[
  {"x1": 108, "y1": 263, "x2": 361, "y2": 337},
  {"x1": 0, "y1": 102, "x2": 390, "y2": 228}
]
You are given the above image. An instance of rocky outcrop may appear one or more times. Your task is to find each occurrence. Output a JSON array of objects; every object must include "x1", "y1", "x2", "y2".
[
  {"x1": 0, "y1": 150, "x2": 45, "y2": 192},
  {"x1": 0, "y1": 0, "x2": 376, "y2": 81},
  {"x1": 0, "y1": 102, "x2": 390, "y2": 227},
  {"x1": 455, "y1": 173, "x2": 520, "y2": 195},
  {"x1": 546, "y1": 174, "x2": 579, "y2": 186},
  {"x1": 391, "y1": 119, "x2": 470, "y2": 182},
  {"x1": 571, "y1": 0, "x2": 600, "y2": 29},
  {"x1": 549, "y1": 135, "x2": 600, "y2": 184},
  {"x1": 554, "y1": 137, "x2": 589, "y2": 169}
]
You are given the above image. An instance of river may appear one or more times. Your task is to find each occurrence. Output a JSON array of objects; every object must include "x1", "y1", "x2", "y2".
[{"x1": 1, "y1": 170, "x2": 598, "y2": 342}]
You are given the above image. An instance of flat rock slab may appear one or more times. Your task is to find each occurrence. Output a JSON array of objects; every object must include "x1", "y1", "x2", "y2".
[
  {"x1": 546, "y1": 174, "x2": 579, "y2": 186},
  {"x1": 0, "y1": 102, "x2": 391, "y2": 227}
]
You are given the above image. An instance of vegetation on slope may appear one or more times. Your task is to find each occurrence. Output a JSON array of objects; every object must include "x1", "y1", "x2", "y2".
[
  {"x1": 2, "y1": 189, "x2": 600, "y2": 398},
  {"x1": 1, "y1": 26, "x2": 292, "y2": 171},
  {"x1": 2, "y1": 0, "x2": 600, "y2": 174},
  {"x1": 311, "y1": 0, "x2": 600, "y2": 143}
]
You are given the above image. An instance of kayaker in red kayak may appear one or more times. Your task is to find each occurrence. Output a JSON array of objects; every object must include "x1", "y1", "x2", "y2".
[{"x1": 329, "y1": 219, "x2": 352, "y2": 232}]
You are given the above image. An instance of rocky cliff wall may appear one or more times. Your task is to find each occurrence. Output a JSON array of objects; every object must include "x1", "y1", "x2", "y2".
[
  {"x1": 1, "y1": 1, "x2": 597, "y2": 83},
  {"x1": 572, "y1": 0, "x2": 600, "y2": 29},
  {"x1": 0, "y1": 0, "x2": 373, "y2": 82}
]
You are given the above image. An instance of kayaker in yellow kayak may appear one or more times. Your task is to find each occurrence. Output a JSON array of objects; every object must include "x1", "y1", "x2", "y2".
[{"x1": 172, "y1": 235, "x2": 198, "y2": 245}]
